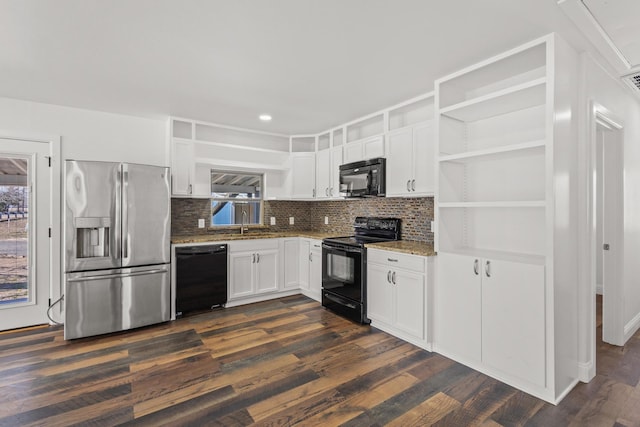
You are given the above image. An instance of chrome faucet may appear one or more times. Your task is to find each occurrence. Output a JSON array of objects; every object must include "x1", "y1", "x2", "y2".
[{"x1": 241, "y1": 208, "x2": 248, "y2": 235}]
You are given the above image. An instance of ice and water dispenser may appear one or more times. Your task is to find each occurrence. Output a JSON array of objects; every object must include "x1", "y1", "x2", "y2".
[{"x1": 74, "y1": 217, "x2": 111, "y2": 258}]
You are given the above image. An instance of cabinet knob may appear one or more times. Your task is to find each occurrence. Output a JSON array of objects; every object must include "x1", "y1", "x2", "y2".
[{"x1": 473, "y1": 259, "x2": 479, "y2": 275}]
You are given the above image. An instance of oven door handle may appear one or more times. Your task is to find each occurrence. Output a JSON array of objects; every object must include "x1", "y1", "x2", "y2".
[{"x1": 322, "y1": 243, "x2": 362, "y2": 253}]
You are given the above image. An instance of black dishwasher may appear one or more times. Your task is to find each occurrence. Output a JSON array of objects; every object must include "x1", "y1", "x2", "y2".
[{"x1": 175, "y1": 244, "x2": 228, "y2": 316}]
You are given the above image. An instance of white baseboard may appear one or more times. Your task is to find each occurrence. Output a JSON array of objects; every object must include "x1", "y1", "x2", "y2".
[
  {"x1": 578, "y1": 360, "x2": 595, "y2": 383},
  {"x1": 596, "y1": 283, "x2": 603, "y2": 295},
  {"x1": 624, "y1": 311, "x2": 640, "y2": 343},
  {"x1": 225, "y1": 289, "x2": 302, "y2": 308}
]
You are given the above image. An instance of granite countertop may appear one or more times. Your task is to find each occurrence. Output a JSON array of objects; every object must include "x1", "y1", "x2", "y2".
[
  {"x1": 171, "y1": 231, "x2": 339, "y2": 244},
  {"x1": 366, "y1": 240, "x2": 436, "y2": 257}
]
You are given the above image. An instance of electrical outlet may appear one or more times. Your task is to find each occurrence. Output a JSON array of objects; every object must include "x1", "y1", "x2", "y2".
[
  {"x1": 198, "y1": 219, "x2": 205, "y2": 228},
  {"x1": 430, "y1": 220, "x2": 435, "y2": 231},
  {"x1": 324, "y1": 216, "x2": 329, "y2": 225},
  {"x1": 270, "y1": 216, "x2": 276, "y2": 225},
  {"x1": 289, "y1": 217, "x2": 295, "y2": 225}
]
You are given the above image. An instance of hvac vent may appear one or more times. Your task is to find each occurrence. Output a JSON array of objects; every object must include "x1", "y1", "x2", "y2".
[{"x1": 622, "y1": 72, "x2": 640, "y2": 94}]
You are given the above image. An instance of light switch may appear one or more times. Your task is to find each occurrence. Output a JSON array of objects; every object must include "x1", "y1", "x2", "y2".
[
  {"x1": 289, "y1": 217, "x2": 295, "y2": 225},
  {"x1": 198, "y1": 219, "x2": 205, "y2": 228},
  {"x1": 270, "y1": 217, "x2": 276, "y2": 225},
  {"x1": 324, "y1": 216, "x2": 329, "y2": 225},
  {"x1": 430, "y1": 220, "x2": 435, "y2": 231}
]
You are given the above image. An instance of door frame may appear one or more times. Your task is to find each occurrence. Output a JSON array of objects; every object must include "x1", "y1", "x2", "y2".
[
  {"x1": 0, "y1": 129, "x2": 61, "y2": 325},
  {"x1": 584, "y1": 103, "x2": 624, "y2": 380}
]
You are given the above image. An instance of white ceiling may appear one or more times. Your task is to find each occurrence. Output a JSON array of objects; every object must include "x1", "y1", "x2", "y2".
[{"x1": 0, "y1": 0, "x2": 615, "y2": 134}]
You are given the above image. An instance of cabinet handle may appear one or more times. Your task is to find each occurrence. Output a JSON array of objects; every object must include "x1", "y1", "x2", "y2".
[
  {"x1": 326, "y1": 188, "x2": 329, "y2": 196},
  {"x1": 387, "y1": 258, "x2": 398, "y2": 262},
  {"x1": 391, "y1": 271, "x2": 396, "y2": 284},
  {"x1": 312, "y1": 188, "x2": 316, "y2": 197},
  {"x1": 330, "y1": 187, "x2": 333, "y2": 196},
  {"x1": 411, "y1": 179, "x2": 416, "y2": 191},
  {"x1": 485, "y1": 260, "x2": 491, "y2": 277},
  {"x1": 406, "y1": 180, "x2": 411, "y2": 191},
  {"x1": 387, "y1": 270, "x2": 392, "y2": 283},
  {"x1": 188, "y1": 184, "x2": 192, "y2": 194},
  {"x1": 309, "y1": 253, "x2": 312, "y2": 261},
  {"x1": 473, "y1": 259, "x2": 479, "y2": 275},
  {"x1": 256, "y1": 253, "x2": 260, "y2": 263},
  {"x1": 252, "y1": 254, "x2": 255, "y2": 263}
]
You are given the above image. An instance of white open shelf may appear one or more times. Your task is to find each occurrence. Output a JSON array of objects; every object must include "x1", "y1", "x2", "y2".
[
  {"x1": 439, "y1": 78, "x2": 546, "y2": 122},
  {"x1": 438, "y1": 201, "x2": 545, "y2": 208},
  {"x1": 439, "y1": 139, "x2": 546, "y2": 163}
]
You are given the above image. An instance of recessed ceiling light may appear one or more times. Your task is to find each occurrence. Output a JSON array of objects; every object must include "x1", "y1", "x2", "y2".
[{"x1": 259, "y1": 114, "x2": 272, "y2": 122}]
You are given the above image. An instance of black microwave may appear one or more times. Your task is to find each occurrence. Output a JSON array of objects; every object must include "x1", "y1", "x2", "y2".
[{"x1": 339, "y1": 158, "x2": 386, "y2": 198}]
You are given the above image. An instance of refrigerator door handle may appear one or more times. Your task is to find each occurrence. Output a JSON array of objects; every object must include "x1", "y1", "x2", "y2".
[
  {"x1": 67, "y1": 268, "x2": 169, "y2": 283},
  {"x1": 122, "y1": 165, "x2": 129, "y2": 260}
]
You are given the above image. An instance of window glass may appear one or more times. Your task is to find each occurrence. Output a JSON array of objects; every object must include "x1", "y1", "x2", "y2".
[{"x1": 210, "y1": 170, "x2": 263, "y2": 226}]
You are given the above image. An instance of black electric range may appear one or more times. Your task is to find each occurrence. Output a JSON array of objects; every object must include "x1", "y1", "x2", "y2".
[{"x1": 321, "y1": 217, "x2": 401, "y2": 323}]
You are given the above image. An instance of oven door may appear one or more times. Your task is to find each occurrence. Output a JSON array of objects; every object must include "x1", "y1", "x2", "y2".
[
  {"x1": 339, "y1": 167, "x2": 372, "y2": 197},
  {"x1": 321, "y1": 243, "x2": 363, "y2": 302}
]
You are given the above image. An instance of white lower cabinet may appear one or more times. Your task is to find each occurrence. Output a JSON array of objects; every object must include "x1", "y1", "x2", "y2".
[
  {"x1": 299, "y1": 238, "x2": 322, "y2": 301},
  {"x1": 229, "y1": 239, "x2": 279, "y2": 301},
  {"x1": 436, "y1": 252, "x2": 545, "y2": 388},
  {"x1": 281, "y1": 238, "x2": 300, "y2": 291},
  {"x1": 367, "y1": 249, "x2": 431, "y2": 348}
]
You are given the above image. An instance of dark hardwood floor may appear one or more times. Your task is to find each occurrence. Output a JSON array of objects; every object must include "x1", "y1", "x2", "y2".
[{"x1": 1, "y1": 294, "x2": 639, "y2": 426}]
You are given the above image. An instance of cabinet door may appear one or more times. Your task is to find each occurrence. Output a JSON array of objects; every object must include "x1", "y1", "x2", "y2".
[
  {"x1": 394, "y1": 268, "x2": 425, "y2": 340},
  {"x1": 363, "y1": 135, "x2": 385, "y2": 160},
  {"x1": 316, "y1": 149, "x2": 331, "y2": 199},
  {"x1": 171, "y1": 140, "x2": 193, "y2": 196},
  {"x1": 283, "y1": 239, "x2": 299, "y2": 290},
  {"x1": 343, "y1": 141, "x2": 363, "y2": 163},
  {"x1": 309, "y1": 246, "x2": 323, "y2": 301},
  {"x1": 229, "y1": 252, "x2": 254, "y2": 299},
  {"x1": 413, "y1": 122, "x2": 434, "y2": 194},
  {"x1": 330, "y1": 146, "x2": 343, "y2": 197},
  {"x1": 367, "y1": 263, "x2": 394, "y2": 325},
  {"x1": 298, "y1": 240, "x2": 310, "y2": 290},
  {"x1": 255, "y1": 249, "x2": 279, "y2": 294},
  {"x1": 386, "y1": 128, "x2": 414, "y2": 196},
  {"x1": 482, "y1": 259, "x2": 545, "y2": 387},
  {"x1": 291, "y1": 153, "x2": 316, "y2": 199},
  {"x1": 436, "y1": 252, "x2": 481, "y2": 363}
]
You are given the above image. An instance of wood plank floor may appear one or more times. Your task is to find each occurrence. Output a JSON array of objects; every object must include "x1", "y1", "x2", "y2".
[{"x1": 0, "y1": 294, "x2": 639, "y2": 426}]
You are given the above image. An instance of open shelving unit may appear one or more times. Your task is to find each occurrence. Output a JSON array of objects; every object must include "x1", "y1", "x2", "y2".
[{"x1": 434, "y1": 33, "x2": 581, "y2": 404}]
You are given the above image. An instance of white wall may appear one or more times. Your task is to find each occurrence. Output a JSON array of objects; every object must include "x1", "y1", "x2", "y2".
[
  {"x1": 578, "y1": 54, "x2": 640, "y2": 372},
  {"x1": 0, "y1": 96, "x2": 168, "y2": 318},
  {"x1": 0, "y1": 97, "x2": 167, "y2": 165}
]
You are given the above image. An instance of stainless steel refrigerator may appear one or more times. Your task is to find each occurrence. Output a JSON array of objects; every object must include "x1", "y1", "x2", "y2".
[{"x1": 63, "y1": 160, "x2": 171, "y2": 339}]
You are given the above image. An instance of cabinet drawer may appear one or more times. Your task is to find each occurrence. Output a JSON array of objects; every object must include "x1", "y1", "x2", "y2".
[
  {"x1": 230, "y1": 238, "x2": 279, "y2": 253},
  {"x1": 368, "y1": 249, "x2": 425, "y2": 273}
]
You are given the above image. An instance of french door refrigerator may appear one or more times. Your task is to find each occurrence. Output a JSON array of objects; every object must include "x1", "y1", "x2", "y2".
[{"x1": 63, "y1": 160, "x2": 171, "y2": 339}]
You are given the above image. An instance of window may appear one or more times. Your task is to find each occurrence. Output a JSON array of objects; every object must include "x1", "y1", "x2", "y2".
[{"x1": 210, "y1": 170, "x2": 263, "y2": 227}]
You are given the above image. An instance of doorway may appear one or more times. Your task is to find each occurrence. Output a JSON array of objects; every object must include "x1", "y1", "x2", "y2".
[{"x1": 0, "y1": 138, "x2": 51, "y2": 330}]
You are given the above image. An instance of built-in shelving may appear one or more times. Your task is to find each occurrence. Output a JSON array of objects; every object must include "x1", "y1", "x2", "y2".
[
  {"x1": 439, "y1": 139, "x2": 545, "y2": 163},
  {"x1": 439, "y1": 78, "x2": 546, "y2": 122}
]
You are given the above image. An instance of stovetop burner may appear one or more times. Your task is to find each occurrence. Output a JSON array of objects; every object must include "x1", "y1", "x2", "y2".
[
  {"x1": 322, "y1": 235, "x2": 394, "y2": 247},
  {"x1": 322, "y1": 217, "x2": 402, "y2": 248}
]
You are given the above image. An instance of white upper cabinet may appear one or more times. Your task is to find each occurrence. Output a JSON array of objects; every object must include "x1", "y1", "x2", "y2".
[
  {"x1": 290, "y1": 152, "x2": 316, "y2": 199},
  {"x1": 171, "y1": 139, "x2": 194, "y2": 196},
  {"x1": 316, "y1": 148, "x2": 331, "y2": 199},
  {"x1": 386, "y1": 122, "x2": 435, "y2": 197}
]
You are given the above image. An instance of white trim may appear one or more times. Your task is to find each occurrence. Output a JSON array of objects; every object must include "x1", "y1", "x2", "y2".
[
  {"x1": 578, "y1": 360, "x2": 595, "y2": 383},
  {"x1": 557, "y1": 0, "x2": 632, "y2": 74},
  {"x1": 0, "y1": 129, "x2": 62, "y2": 325},
  {"x1": 624, "y1": 311, "x2": 640, "y2": 343},
  {"x1": 171, "y1": 116, "x2": 290, "y2": 138},
  {"x1": 224, "y1": 289, "x2": 301, "y2": 308}
]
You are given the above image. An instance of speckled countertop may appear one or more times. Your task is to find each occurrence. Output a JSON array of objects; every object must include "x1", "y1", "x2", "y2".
[
  {"x1": 366, "y1": 240, "x2": 436, "y2": 257},
  {"x1": 173, "y1": 232, "x2": 436, "y2": 257},
  {"x1": 171, "y1": 231, "x2": 338, "y2": 244}
]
